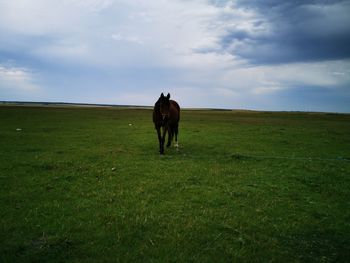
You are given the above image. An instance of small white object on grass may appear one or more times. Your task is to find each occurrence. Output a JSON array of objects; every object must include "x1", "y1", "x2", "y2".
[
  {"x1": 16, "y1": 128, "x2": 22, "y2": 131},
  {"x1": 129, "y1": 123, "x2": 132, "y2": 126},
  {"x1": 111, "y1": 167, "x2": 116, "y2": 171}
]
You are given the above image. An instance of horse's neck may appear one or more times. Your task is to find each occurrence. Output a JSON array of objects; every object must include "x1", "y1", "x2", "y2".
[{"x1": 154, "y1": 101, "x2": 162, "y2": 116}]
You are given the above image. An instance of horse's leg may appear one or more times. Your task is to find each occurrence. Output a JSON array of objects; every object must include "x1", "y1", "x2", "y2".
[
  {"x1": 156, "y1": 127, "x2": 162, "y2": 154},
  {"x1": 160, "y1": 126, "x2": 167, "y2": 154},
  {"x1": 167, "y1": 126, "x2": 173, "y2": 147},
  {"x1": 174, "y1": 123, "x2": 179, "y2": 148}
]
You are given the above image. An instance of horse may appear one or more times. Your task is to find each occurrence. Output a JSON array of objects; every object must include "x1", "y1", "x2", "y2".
[{"x1": 153, "y1": 93, "x2": 180, "y2": 154}]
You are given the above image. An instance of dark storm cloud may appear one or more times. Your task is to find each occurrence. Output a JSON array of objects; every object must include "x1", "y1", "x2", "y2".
[{"x1": 218, "y1": 0, "x2": 350, "y2": 64}]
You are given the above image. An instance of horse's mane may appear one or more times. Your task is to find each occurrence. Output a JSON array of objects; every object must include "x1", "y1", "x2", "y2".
[{"x1": 154, "y1": 99, "x2": 161, "y2": 112}]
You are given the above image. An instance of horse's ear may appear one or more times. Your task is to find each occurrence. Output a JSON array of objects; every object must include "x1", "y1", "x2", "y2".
[
  {"x1": 166, "y1": 93, "x2": 170, "y2": 99},
  {"x1": 161, "y1": 93, "x2": 164, "y2": 98}
]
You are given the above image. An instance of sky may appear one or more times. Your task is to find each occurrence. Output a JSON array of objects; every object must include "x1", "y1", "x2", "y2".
[{"x1": 0, "y1": 0, "x2": 350, "y2": 112}]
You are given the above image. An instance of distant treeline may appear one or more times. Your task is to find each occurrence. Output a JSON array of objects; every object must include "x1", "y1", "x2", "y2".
[{"x1": 0, "y1": 101, "x2": 152, "y2": 109}]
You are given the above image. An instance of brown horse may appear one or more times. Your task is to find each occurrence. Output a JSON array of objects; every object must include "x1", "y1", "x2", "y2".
[{"x1": 153, "y1": 93, "x2": 180, "y2": 154}]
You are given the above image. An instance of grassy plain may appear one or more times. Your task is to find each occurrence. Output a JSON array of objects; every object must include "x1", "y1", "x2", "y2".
[{"x1": 0, "y1": 105, "x2": 349, "y2": 262}]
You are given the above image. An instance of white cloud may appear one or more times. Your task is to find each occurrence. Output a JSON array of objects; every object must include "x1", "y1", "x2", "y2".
[
  {"x1": 215, "y1": 60, "x2": 350, "y2": 96},
  {"x1": 0, "y1": 0, "x2": 349, "y2": 111},
  {"x1": 0, "y1": 64, "x2": 40, "y2": 91},
  {"x1": 111, "y1": 34, "x2": 145, "y2": 45},
  {"x1": 0, "y1": 0, "x2": 235, "y2": 68},
  {"x1": 0, "y1": 0, "x2": 113, "y2": 36},
  {"x1": 252, "y1": 86, "x2": 283, "y2": 95}
]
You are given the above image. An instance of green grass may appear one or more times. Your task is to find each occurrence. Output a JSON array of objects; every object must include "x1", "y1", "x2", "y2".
[{"x1": 1, "y1": 106, "x2": 349, "y2": 262}]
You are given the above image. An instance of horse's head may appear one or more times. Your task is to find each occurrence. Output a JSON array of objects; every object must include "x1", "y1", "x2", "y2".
[{"x1": 159, "y1": 93, "x2": 171, "y2": 121}]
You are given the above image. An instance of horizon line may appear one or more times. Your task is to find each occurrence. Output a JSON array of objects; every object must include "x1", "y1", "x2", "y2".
[{"x1": 0, "y1": 100, "x2": 349, "y2": 115}]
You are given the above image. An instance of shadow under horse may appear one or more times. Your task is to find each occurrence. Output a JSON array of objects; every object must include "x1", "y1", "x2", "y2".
[{"x1": 153, "y1": 93, "x2": 180, "y2": 154}]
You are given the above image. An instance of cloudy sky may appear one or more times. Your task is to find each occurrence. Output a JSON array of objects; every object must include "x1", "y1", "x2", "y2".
[{"x1": 0, "y1": 0, "x2": 350, "y2": 112}]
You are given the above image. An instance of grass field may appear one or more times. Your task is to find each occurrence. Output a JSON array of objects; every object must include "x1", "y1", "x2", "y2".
[{"x1": 1, "y1": 105, "x2": 350, "y2": 262}]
